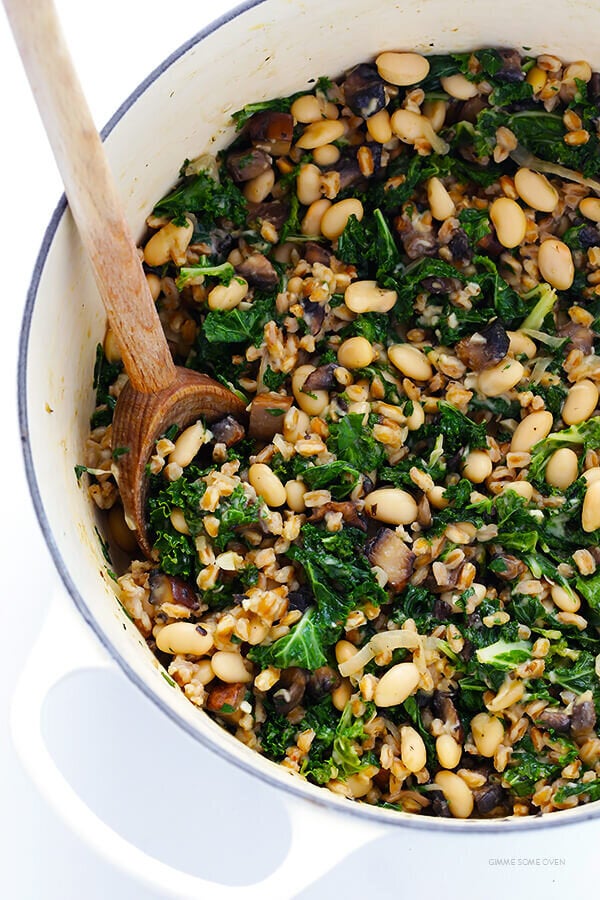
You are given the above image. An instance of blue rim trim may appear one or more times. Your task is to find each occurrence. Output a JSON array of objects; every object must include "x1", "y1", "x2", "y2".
[{"x1": 18, "y1": 0, "x2": 600, "y2": 835}]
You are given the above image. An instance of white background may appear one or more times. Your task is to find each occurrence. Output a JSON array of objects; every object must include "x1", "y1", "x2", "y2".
[{"x1": 0, "y1": 1, "x2": 598, "y2": 897}]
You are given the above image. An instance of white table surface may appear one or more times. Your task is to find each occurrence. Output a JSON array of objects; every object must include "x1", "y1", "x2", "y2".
[{"x1": 0, "y1": 2, "x2": 598, "y2": 897}]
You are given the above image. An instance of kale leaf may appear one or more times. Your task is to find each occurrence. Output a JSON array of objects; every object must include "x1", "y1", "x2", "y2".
[{"x1": 153, "y1": 169, "x2": 247, "y2": 228}]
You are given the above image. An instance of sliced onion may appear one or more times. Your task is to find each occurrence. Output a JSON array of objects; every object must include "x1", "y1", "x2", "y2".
[{"x1": 338, "y1": 629, "x2": 440, "y2": 677}]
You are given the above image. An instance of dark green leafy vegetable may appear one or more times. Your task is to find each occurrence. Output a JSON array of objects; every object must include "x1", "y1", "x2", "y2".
[{"x1": 153, "y1": 170, "x2": 247, "y2": 227}]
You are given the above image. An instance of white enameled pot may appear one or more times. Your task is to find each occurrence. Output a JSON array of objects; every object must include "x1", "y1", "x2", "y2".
[{"x1": 15, "y1": 0, "x2": 600, "y2": 895}]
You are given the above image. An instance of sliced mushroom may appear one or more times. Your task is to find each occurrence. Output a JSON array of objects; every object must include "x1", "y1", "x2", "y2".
[
  {"x1": 206, "y1": 681, "x2": 246, "y2": 714},
  {"x1": 536, "y1": 708, "x2": 571, "y2": 733},
  {"x1": 302, "y1": 362, "x2": 339, "y2": 392},
  {"x1": 227, "y1": 148, "x2": 273, "y2": 183},
  {"x1": 489, "y1": 547, "x2": 528, "y2": 582},
  {"x1": 301, "y1": 298, "x2": 326, "y2": 336},
  {"x1": 303, "y1": 241, "x2": 332, "y2": 267},
  {"x1": 448, "y1": 228, "x2": 474, "y2": 262},
  {"x1": 307, "y1": 666, "x2": 341, "y2": 701},
  {"x1": 343, "y1": 63, "x2": 387, "y2": 118},
  {"x1": 473, "y1": 783, "x2": 505, "y2": 815},
  {"x1": 309, "y1": 501, "x2": 368, "y2": 531},
  {"x1": 149, "y1": 572, "x2": 199, "y2": 610},
  {"x1": 236, "y1": 252, "x2": 279, "y2": 291},
  {"x1": 364, "y1": 527, "x2": 415, "y2": 592},
  {"x1": 331, "y1": 151, "x2": 363, "y2": 192},
  {"x1": 287, "y1": 586, "x2": 314, "y2": 613},
  {"x1": 496, "y1": 49, "x2": 525, "y2": 83},
  {"x1": 421, "y1": 275, "x2": 463, "y2": 295},
  {"x1": 248, "y1": 392, "x2": 293, "y2": 441},
  {"x1": 456, "y1": 320, "x2": 510, "y2": 371},
  {"x1": 571, "y1": 698, "x2": 597, "y2": 737},
  {"x1": 432, "y1": 691, "x2": 464, "y2": 742},
  {"x1": 247, "y1": 110, "x2": 294, "y2": 156},
  {"x1": 247, "y1": 199, "x2": 290, "y2": 231},
  {"x1": 457, "y1": 95, "x2": 489, "y2": 123},
  {"x1": 558, "y1": 320, "x2": 595, "y2": 356},
  {"x1": 272, "y1": 667, "x2": 309, "y2": 714},
  {"x1": 211, "y1": 415, "x2": 246, "y2": 448}
]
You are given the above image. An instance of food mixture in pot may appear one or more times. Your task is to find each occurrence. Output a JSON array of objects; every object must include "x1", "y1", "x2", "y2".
[{"x1": 81, "y1": 47, "x2": 600, "y2": 819}]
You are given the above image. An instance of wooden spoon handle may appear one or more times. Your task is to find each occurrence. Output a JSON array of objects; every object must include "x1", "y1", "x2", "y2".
[{"x1": 4, "y1": 0, "x2": 176, "y2": 393}]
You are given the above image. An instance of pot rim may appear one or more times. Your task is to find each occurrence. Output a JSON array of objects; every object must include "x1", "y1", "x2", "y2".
[{"x1": 17, "y1": 0, "x2": 600, "y2": 833}]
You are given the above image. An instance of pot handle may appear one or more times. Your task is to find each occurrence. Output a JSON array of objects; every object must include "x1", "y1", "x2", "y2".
[{"x1": 11, "y1": 592, "x2": 388, "y2": 898}]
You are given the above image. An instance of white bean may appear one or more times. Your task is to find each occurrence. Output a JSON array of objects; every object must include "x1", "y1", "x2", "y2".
[
  {"x1": 337, "y1": 336, "x2": 376, "y2": 369},
  {"x1": 387, "y1": 344, "x2": 432, "y2": 380},
  {"x1": 321, "y1": 199, "x2": 364, "y2": 240},
  {"x1": 375, "y1": 51, "x2": 430, "y2": 86},
  {"x1": 489, "y1": 197, "x2": 527, "y2": 249},
  {"x1": 441, "y1": 73, "x2": 478, "y2": 100},
  {"x1": 374, "y1": 662, "x2": 420, "y2": 707},
  {"x1": 427, "y1": 176, "x2": 456, "y2": 221},
  {"x1": 211, "y1": 650, "x2": 253, "y2": 684},
  {"x1": 296, "y1": 163, "x2": 322, "y2": 205},
  {"x1": 248, "y1": 463, "x2": 287, "y2": 507},
  {"x1": 156, "y1": 622, "x2": 213, "y2": 657},
  {"x1": 470, "y1": 712, "x2": 504, "y2": 758},
  {"x1": 551, "y1": 584, "x2": 581, "y2": 613},
  {"x1": 477, "y1": 357, "x2": 524, "y2": 397},
  {"x1": 562, "y1": 379, "x2": 599, "y2": 425},
  {"x1": 582, "y1": 479, "x2": 600, "y2": 532},
  {"x1": 143, "y1": 218, "x2": 193, "y2": 267},
  {"x1": 292, "y1": 364, "x2": 329, "y2": 415},
  {"x1": 510, "y1": 410, "x2": 554, "y2": 452},
  {"x1": 462, "y1": 450, "x2": 492, "y2": 484},
  {"x1": 545, "y1": 447, "x2": 579, "y2": 489},
  {"x1": 434, "y1": 771, "x2": 474, "y2": 818},
  {"x1": 364, "y1": 488, "x2": 418, "y2": 525},
  {"x1": 345, "y1": 280, "x2": 397, "y2": 314},
  {"x1": 514, "y1": 168, "x2": 558, "y2": 212},
  {"x1": 400, "y1": 726, "x2": 427, "y2": 772},
  {"x1": 296, "y1": 119, "x2": 345, "y2": 149},
  {"x1": 208, "y1": 277, "x2": 248, "y2": 311},
  {"x1": 538, "y1": 238, "x2": 574, "y2": 290},
  {"x1": 170, "y1": 421, "x2": 206, "y2": 468},
  {"x1": 436, "y1": 734, "x2": 462, "y2": 769}
]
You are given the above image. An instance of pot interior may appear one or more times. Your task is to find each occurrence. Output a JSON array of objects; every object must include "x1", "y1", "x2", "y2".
[{"x1": 21, "y1": 0, "x2": 600, "y2": 829}]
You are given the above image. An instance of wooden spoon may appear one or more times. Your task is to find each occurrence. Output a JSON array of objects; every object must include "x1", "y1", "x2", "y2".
[{"x1": 5, "y1": 0, "x2": 246, "y2": 556}]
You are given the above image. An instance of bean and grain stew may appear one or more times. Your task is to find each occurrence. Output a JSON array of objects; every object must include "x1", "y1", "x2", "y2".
[{"x1": 81, "y1": 48, "x2": 600, "y2": 819}]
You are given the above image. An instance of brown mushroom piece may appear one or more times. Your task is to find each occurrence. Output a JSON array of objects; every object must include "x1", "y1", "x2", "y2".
[
  {"x1": 206, "y1": 681, "x2": 247, "y2": 715},
  {"x1": 456, "y1": 320, "x2": 510, "y2": 371},
  {"x1": 571, "y1": 698, "x2": 597, "y2": 737},
  {"x1": 247, "y1": 110, "x2": 294, "y2": 156},
  {"x1": 473, "y1": 783, "x2": 505, "y2": 815},
  {"x1": 301, "y1": 298, "x2": 326, "y2": 336},
  {"x1": 343, "y1": 63, "x2": 387, "y2": 118},
  {"x1": 247, "y1": 199, "x2": 290, "y2": 231},
  {"x1": 302, "y1": 362, "x2": 339, "y2": 392},
  {"x1": 272, "y1": 667, "x2": 309, "y2": 715},
  {"x1": 432, "y1": 691, "x2": 464, "y2": 743},
  {"x1": 488, "y1": 547, "x2": 528, "y2": 581},
  {"x1": 303, "y1": 241, "x2": 332, "y2": 267},
  {"x1": 364, "y1": 527, "x2": 415, "y2": 592},
  {"x1": 309, "y1": 501, "x2": 368, "y2": 531},
  {"x1": 148, "y1": 571, "x2": 199, "y2": 610},
  {"x1": 210, "y1": 414, "x2": 246, "y2": 448},
  {"x1": 536, "y1": 709, "x2": 571, "y2": 733},
  {"x1": 558, "y1": 320, "x2": 595, "y2": 356},
  {"x1": 236, "y1": 252, "x2": 279, "y2": 291},
  {"x1": 227, "y1": 148, "x2": 273, "y2": 183},
  {"x1": 248, "y1": 392, "x2": 293, "y2": 441},
  {"x1": 307, "y1": 666, "x2": 341, "y2": 701},
  {"x1": 496, "y1": 48, "x2": 525, "y2": 82}
]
